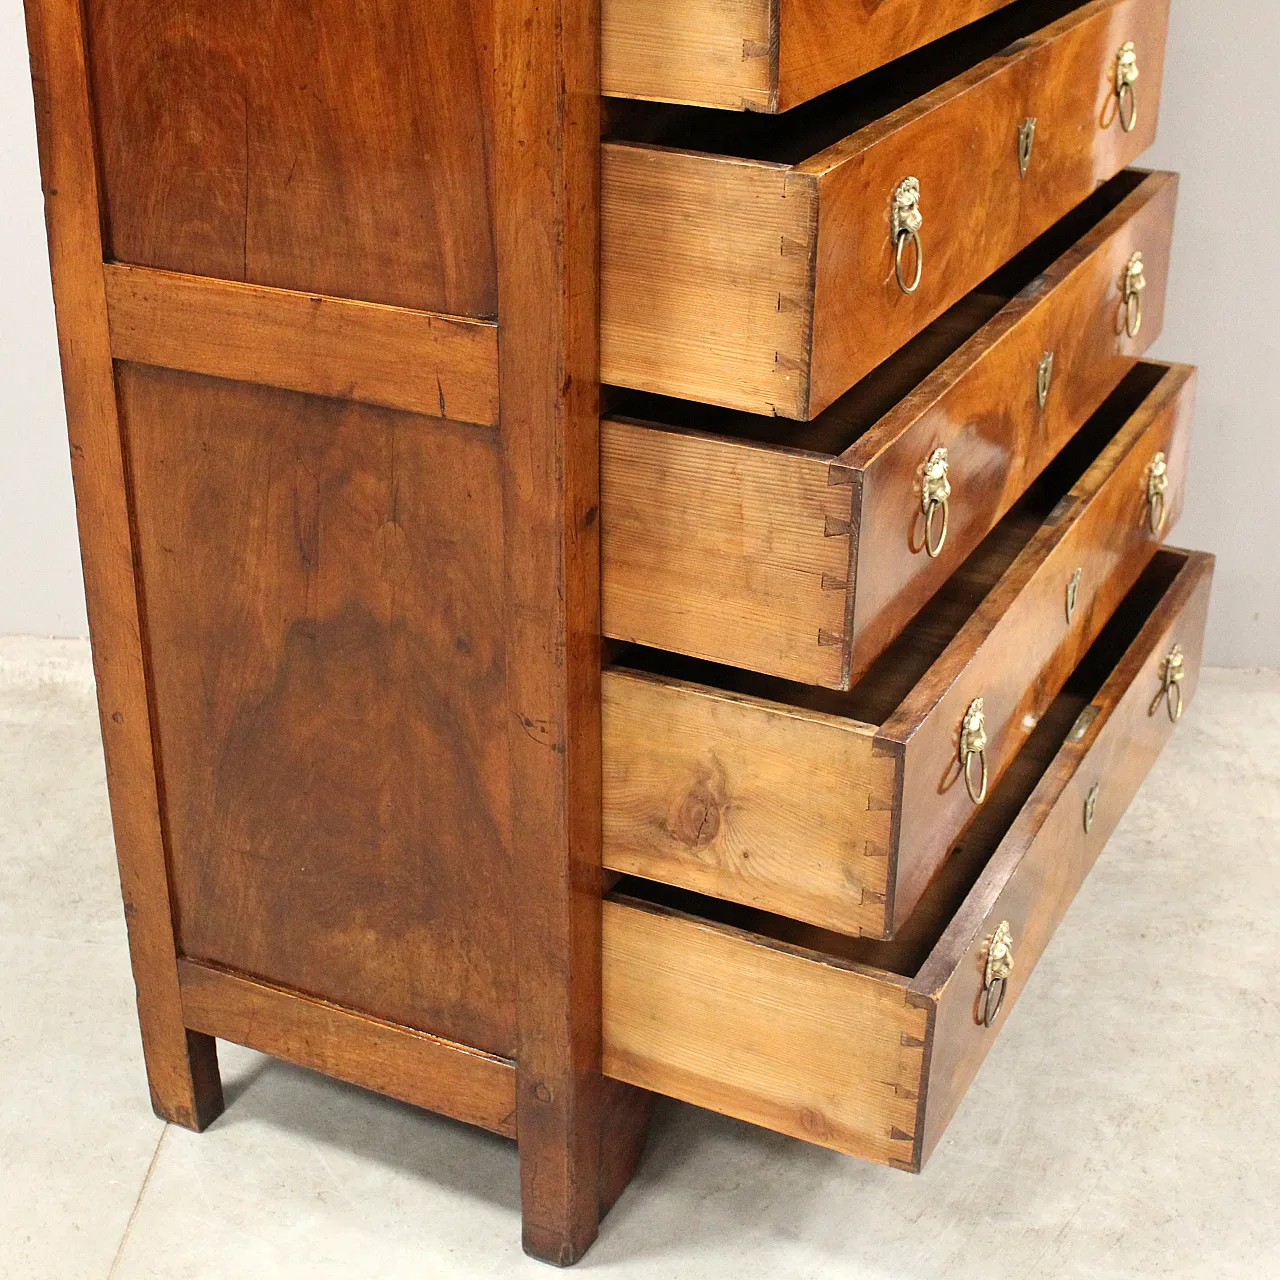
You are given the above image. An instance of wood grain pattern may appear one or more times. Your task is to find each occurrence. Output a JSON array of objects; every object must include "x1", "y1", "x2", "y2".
[
  {"x1": 602, "y1": 0, "x2": 1170, "y2": 417},
  {"x1": 602, "y1": 171, "x2": 1177, "y2": 687},
  {"x1": 601, "y1": 420, "x2": 851, "y2": 687},
  {"x1": 120, "y1": 365, "x2": 518, "y2": 1057},
  {"x1": 602, "y1": 896, "x2": 928, "y2": 1167},
  {"x1": 804, "y1": 0, "x2": 1170, "y2": 416},
  {"x1": 777, "y1": 0, "x2": 1020, "y2": 113},
  {"x1": 495, "y1": 0, "x2": 651, "y2": 1259},
  {"x1": 104, "y1": 264, "x2": 500, "y2": 426},
  {"x1": 603, "y1": 669, "x2": 896, "y2": 933},
  {"x1": 916, "y1": 549, "x2": 1214, "y2": 1161},
  {"x1": 601, "y1": 0, "x2": 1019, "y2": 112},
  {"x1": 603, "y1": 363, "x2": 1192, "y2": 939},
  {"x1": 23, "y1": 0, "x2": 223, "y2": 1132},
  {"x1": 603, "y1": 549, "x2": 1213, "y2": 1171},
  {"x1": 602, "y1": 0, "x2": 775, "y2": 111},
  {"x1": 84, "y1": 0, "x2": 498, "y2": 315},
  {"x1": 179, "y1": 959, "x2": 519, "y2": 1137},
  {"x1": 844, "y1": 170, "x2": 1177, "y2": 681},
  {"x1": 883, "y1": 361, "x2": 1196, "y2": 929},
  {"x1": 601, "y1": 145, "x2": 817, "y2": 417}
]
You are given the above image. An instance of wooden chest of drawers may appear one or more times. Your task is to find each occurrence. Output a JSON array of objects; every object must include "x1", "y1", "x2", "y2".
[{"x1": 24, "y1": 0, "x2": 1206, "y2": 1265}]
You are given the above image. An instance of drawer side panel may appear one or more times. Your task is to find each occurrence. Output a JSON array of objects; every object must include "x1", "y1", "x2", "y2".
[
  {"x1": 601, "y1": 419, "x2": 851, "y2": 686},
  {"x1": 603, "y1": 669, "x2": 895, "y2": 934},
  {"x1": 601, "y1": 145, "x2": 817, "y2": 417},
  {"x1": 603, "y1": 898, "x2": 928, "y2": 1165}
]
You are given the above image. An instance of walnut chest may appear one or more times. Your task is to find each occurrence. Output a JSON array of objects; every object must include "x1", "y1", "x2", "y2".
[{"x1": 23, "y1": 0, "x2": 1206, "y2": 1264}]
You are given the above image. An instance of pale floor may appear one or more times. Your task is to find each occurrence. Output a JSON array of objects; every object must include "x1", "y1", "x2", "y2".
[{"x1": 2, "y1": 636, "x2": 1278, "y2": 1280}]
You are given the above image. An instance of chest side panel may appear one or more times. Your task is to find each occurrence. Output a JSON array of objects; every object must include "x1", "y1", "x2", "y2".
[
  {"x1": 119, "y1": 364, "x2": 516, "y2": 1056},
  {"x1": 83, "y1": 0, "x2": 497, "y2": 315}
]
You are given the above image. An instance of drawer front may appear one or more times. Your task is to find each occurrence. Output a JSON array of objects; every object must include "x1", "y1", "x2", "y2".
[
  {"x1": 601, "y1": 171, "x2": 1177, "y2": 692},
  {"x1": 886, "y1": 361, "x2": 1196, "y2": 930},
  {"x1": 846, "y1": 170, "x2": 1178, "y2": 683},
  {"x1": 602, "y1": 550, "x2": 1213, "y2": 1170},
  {"x1": 807, "y1": 0, "x2": 1171, "y2": 416},
  {"x1": 601, "y1": 0, "x2": 1019, "y2": 114},
  {"x1": 602, "y1": 0, "x2": 1171, "y2": 419},
  {"x1": 602, "y1": 364, "x2": 1194, "y2": 940},
  {"x1": 915, "y1": 548, "x2": 1214, "y2": 1161}
]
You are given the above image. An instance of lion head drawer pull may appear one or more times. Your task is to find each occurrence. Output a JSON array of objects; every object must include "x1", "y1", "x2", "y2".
[
  {"x1": 1146, "y1": 450, "x2": 1169, "y2": 533},
  {"x1": 1115, "y1": 41, "x2": 1140, "y2": 133},
  {"x1": 959, "y1": 697, "x2": 989, "y2": 804},
  {"x1": 980, "y1": 919, "x2": 1015, "y2": 1027},
  {"x1": 920, "y1": 446, "x2": 951, "y2": 557},
  {"x1": 1122, "y1": 251, "x2": 1147, "y2": 339},
  {"x1": 892, "y1": 177, "x2": 924, "y2": 294},
  {"x1": 1150, "y1": 643, "x2": 1186, "y2": 722}
]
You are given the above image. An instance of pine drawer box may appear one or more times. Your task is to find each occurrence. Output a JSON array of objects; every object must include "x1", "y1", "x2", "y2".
[
  {"x1": 602, "y1": 169, "x2": 1176, "y2": 689},
  {"x1": 602, "y1": 0, "x2": 1019, "y2": 112},
  {"x1": 604, "y1": 362, "x2": 1194, "y2": 938},
  {"x1": 603, "y1": 547, "x2": 1213, "y2": 1169},
  {"x1": 601, "y1": 0, "x2": 1170, "y2": 418}
]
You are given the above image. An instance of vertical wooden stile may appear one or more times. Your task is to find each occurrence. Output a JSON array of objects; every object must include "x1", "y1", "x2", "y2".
[{"x1": 22, "y1": 0, "x2": 223, "y2": 1129}]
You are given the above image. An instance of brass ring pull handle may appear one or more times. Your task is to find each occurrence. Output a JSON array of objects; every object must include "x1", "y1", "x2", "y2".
[
  {"x1": 960, "y1": 697, "x2": 989, "y2": 805},
  {"x1": 1150, "y1": 643, "x2": 1186, "y2": 723},
  {"x1": 1146, "y1": 450, "x2": 1169, "y2": 534},
  {"x1": 1115, "y1": 41, "x2": 1140, "y2": 133},
  {"x1": 1122, "y1": 251, "x2": 1146, "y2": 339},
  {"x1": 921, "y1": 446, "x2": 951, "y2": 558},
  {"x1": 892, "y1": 177, "x2": 924, "y2": 294},
  {"x1": 980, "y1": 920, "x2": 1015, "y2": 1027}
]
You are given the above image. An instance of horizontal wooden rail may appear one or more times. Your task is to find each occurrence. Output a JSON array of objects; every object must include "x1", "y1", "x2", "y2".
[
  {"x1": 104, "y1": 264, "x2": 500, "y2": 426},
  {"x1": 178, "y1": 959, "x2": 518, "y2": 1137}
]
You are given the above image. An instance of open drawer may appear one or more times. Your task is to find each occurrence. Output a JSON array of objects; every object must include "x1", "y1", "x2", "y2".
[
  {"x1": 602, "y1": 0, "x2": 1170, "y2": 418},
  {"x1": 603, "y1": 169, "x2": 1177, "y2": 689},
  {"x1": 602, "y1": 0, "x2": 1018, "y2": 113},
  {"x1": 603, "y1": 547, "x2": 1214, "y2": 1171},
  {"x1": 604, "y1": 362, "x2": 1194, "y2": 938}
]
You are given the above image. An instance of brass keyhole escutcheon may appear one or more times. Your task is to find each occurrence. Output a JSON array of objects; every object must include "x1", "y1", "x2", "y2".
[
  {"x1": 1066, "y1": 567, "x2": 1082, "y2": 624},
  {"x1": 1146, "y1": 450, "x2": 1169, "y2": 534},
  {"x1": 1018, "y1": 117, "x2": 1037, "y2": 178},
  {"x1": 1037, "y1": 350, "x2": 1055, "y2": 409},
  {"x1": 921, "y1": 446, "x2": 951, "y2": 558},
  {"x1": 980, "y1": 919, "x2": 1015, "y2": 1027},
  {"x1": 960, "y1": 697, "x2": 989, "y2": 805},
  {"x1": 1150, "y1": 643, "x2": 1186, "y2": 722},
  {"x1": 1084, "y1": 782, "x2": 1100, "y2": 833},
  {"x1": 892, "y1": 177, "x2": 924, "y2": 294},
  {"x1": 1115, "y1": 41, "x2": 1140, "y2": 133},
  {"x1": 1122, "y1": 251, "x2": 1147, "y2": 339}
]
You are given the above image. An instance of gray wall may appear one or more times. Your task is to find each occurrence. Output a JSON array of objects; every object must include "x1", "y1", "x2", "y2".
[
  {"x1": 1, "y1": 2, "x2": 87, "y2": 637},
  {"x1": 0, "y1": 0, "x2": 1275, "y2": 663}
]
